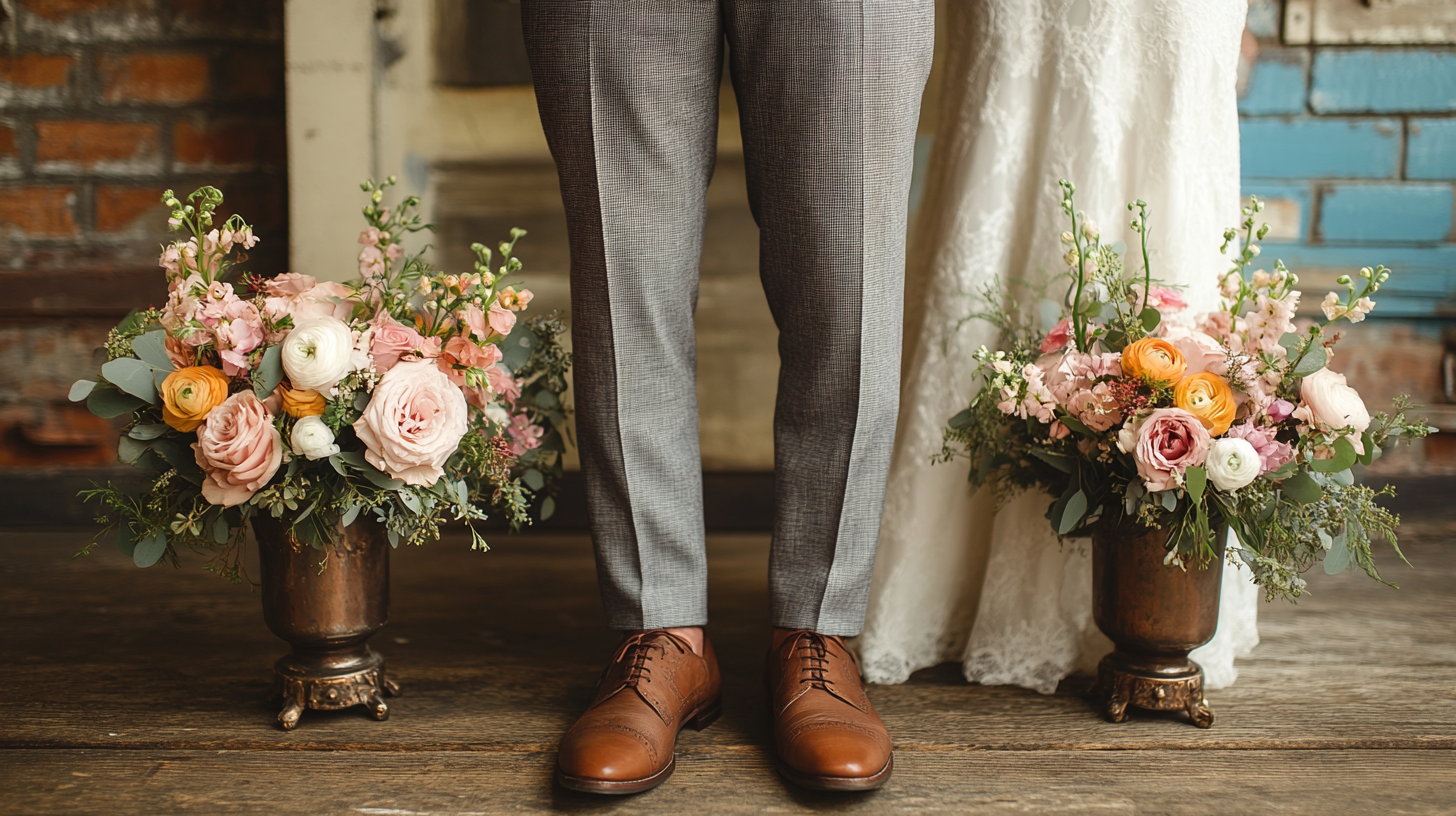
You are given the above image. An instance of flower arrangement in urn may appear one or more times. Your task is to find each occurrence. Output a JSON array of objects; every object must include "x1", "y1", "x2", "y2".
[
  {"x1": 939, "y1": 181, "x2": 1433, "y2": 726},
  {"x1": 72, "y1": 181, "x2": 572, "y2": 574}
]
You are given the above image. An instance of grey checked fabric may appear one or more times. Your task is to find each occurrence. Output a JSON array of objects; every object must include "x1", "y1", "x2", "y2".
[{"x1": 521, "y1": 0, "x2": 933, "y2": 635}]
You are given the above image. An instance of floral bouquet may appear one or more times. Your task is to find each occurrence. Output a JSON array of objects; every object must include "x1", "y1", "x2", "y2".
[
  {"x1": 71, "y1": 181, "x2": 571, "y2": 576},
  {"x1": 939, "y1": 181, "x2": 1432, "y2": 600}
]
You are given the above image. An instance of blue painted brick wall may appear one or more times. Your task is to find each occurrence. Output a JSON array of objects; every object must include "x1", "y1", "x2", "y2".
[
  {"x1": 1239, "y1": 7, "x2": 1456, "y2": 322},
  {"x1": 1320, "y1": 184, "x2": 1454, "y2": 244}
]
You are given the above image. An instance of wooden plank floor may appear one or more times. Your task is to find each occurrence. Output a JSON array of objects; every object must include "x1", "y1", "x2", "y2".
[{"x1": 1, "y1": 522, "x2": 1454, "y2": 814}]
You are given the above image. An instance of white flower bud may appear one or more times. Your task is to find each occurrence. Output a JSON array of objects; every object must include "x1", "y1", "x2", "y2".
[{"x1": 291, "y1": 416, "x2": 341, "y2": 460}]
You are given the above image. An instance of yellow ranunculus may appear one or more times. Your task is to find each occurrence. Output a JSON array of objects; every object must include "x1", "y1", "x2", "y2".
[
  {"x1": 1174, "y1": 372, "x2": 1237, "y2": 436},
  {"x1": 160, "y1": 366, "x2": 231, "y2": 432},
  {"x1": 277, "y1": 386, "x2": 327, "y2": 418},
  {"x1": 1121, "y1": 337, "x2": 1188, "y2": 384}
]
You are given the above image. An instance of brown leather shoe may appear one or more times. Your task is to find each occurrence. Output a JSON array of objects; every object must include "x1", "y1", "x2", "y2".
[
  {"x1": 768, "y1": 630, "x2": 893, "y2": 791},
  {"x1": 555, "y1": 631, "x2": 721, "y2": 794}
]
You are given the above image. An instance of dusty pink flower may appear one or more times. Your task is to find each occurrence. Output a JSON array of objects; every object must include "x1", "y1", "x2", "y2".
[
  {"x1": 461, "y1": 304, "x2": 490, "y2": 342},
  {"x1": 486, "y1": 365, "x2": 521, "y2": 403},
  {"x1": 1134, "y1": 407, "x2": 1211, "y2": 492},
  {"x1": 1048, "y1": 420, "x2": 1071, "y2": 440},
  {"x1": 506, "y1": 413, "x2": 544, "y2": 456},
  {"x1": 214, "y1": 299, "x2": 265, "y2": 376},
  {"x1": 1147, "y1": 286, "x2": 1188, "y2": 314},
  {"x1": 386, "y1": 243, "x2": 403, "y2": 261},
  {"x1": 369, "y1": 312, "x2": 428, "y2": 374},
  {"x1": 1196, "y1": 311, "x2": 1237, "y2": 341},
  {"x1": 487, "y1": 303, "x2": 517, "y2": 337},
  {"x1": 1224, "y1": 421, "x2": 1295, "y2": 474},
  {"x1": 1266, "y1": 399, "x2": 1296, "y2": 423},
  {"x1": 1040, "y1": 317, "x2": 1071, "y2": 354},
  {"x1": 164, "y1": 334, "x2": 195, "y2": 368},
  {"x1": 358, "y1": 245, "x2": 385, "y2": 278},
  {"x1": 1162, "y1": 325, "x2": 1226, "y2": 376},
  {"x1": 1067, "y1": 382, "x2": 1123, "y2": 432},
  {"x1": 193, "y1": 391, "x2": 284, "y2": 507},
  {"x1": 439, "y1": 335, "x2": 503, "y2": 385},
  {"x1": 353, "y1": 360, "x2": 469, "y2": 486},
  {"x1": 263, "y1": 272, "x2": 319, "y2": 298},
  {"x1": 359, "y1": 227, "x2": 381, "y2": 245}
]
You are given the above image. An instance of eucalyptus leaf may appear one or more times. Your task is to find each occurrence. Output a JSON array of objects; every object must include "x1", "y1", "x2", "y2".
[
  {"x1": 359, "y1": 465, "x2": 404, "y2": 491},
  {"x1": 501, "y1": 327, "x2": 538, "y2": 370},
  {"x1": 69, "y1": 380, "x2": 96, "y2": 402},
  {"x1": 1323, "y1": 533, "x2": 1351, "y2": 575},
  {"x1": 117, "y1": 435, "x2": 146, "y2": 464},
  {"x1": 541, "y1": 496, "x2": 556, "y2": 520},
  {"x1": 1331, "y1": 469, "x2": 1354, "y2": 486},
  {"x1": 1160, "y1": 490, "x2": 1178, "y2": 512},
  {"x1": 523, "y1": 468, "x2": 545, "y2": 491},
  {"x1": 1282, "y1": 471, "x2": 1323, "y2": 504},
  {"x1": 128, "y1": 423, "x2": 169, "y2": 440},
  {"x1": 1292, "y1": 344, "x2": 1328, "y2": 377},
  {"x1": 328, "y1": 454, "x2": 347, "y2": 476},
  {"x1": 948, "y1": 409, "x2": 974, "y2": 430},
  {"x1": 213, "y1": 516, "x2": 231, "y2": 545},
  {"x1": 131, "y1": 331, "x2": 175, "y2": 371},
  {"x1": 253, "y1": 345, "x2": 284, "y2": 396},
  {"x1": 342, "y1": 502, "x2": 362, "y2": 527},
  {"x1": 1058, "y1": 490, "x2": 1088, "y2": 535},
  {"x1": 399, "y1": 491, "x2": 422, "y2": 514},
  {"x1": 87, "y1": 382, "x2": 145, "y2": 418},
  {"x1": 1139, "y1": 306, "x2": 1161, "y2": 333},
  {"x1": 101, "y1": 357, "x2": 159, "y2": 403},
  {"x1": 387, "y1": 527, "x2": 400, "y2": 548},
  {"x1": 353, "y1": 391, "x2": 371, "y2": 411},
  {"x1": 133, "y1": 532, "x2": 168, "y2": 568},
  {"x1": 1278, "y1": 332, "x2": 1303, "y2": 355},
  {"x1": 1308, "y1": 437, "x2": 1357, "y2": 473}
]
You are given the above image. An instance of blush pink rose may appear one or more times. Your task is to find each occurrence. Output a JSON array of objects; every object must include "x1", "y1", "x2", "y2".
[
  {"x1": 193, "y1": 390, "x2": 284, "y2": 507},
  {"x1": 353, "y1": 360, "x2": 469, "y2": 486},
  {"x1": 1224, "y1": 420, "x2": 1295, "y2": 474},
  {"x1": 1162, "y1": 325, "x2": 1226, "y2": 376},
  {"x1": 369, "y1": 312, "x2": 427, "y2": 374},
  {"x1": 1040, "y1": 317, "x2": 1071, "y2": 354},
  {"x1": 1134, "y1": 407, "x2": 1211, "y2": 492},
  {"x1": 292, "y1": 281, "x2": 355, "y2": 322}
]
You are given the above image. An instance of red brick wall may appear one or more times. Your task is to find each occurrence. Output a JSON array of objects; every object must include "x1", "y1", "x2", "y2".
[{"x1": 0, "y1": 0, "x2": 286, "y2": 467}]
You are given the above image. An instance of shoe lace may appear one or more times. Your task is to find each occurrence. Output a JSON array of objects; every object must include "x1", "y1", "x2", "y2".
[
  {"x1": 609, "y1": 631, "x2": 687, "y2": 688},
  {"x1": 793, "y1": 632, "x2": 836, "y2": 692}
]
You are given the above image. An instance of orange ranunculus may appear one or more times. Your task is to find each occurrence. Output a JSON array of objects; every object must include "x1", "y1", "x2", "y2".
[
  {"x1": 1121, "y1": 337, "x2": 1188, "y2": 384},
  {"x1": 160, "y1": 365, "x2": 231, "y2": 432},
  {"x1": 277, "y1": 386, "x2": 327, "y2": 418},
  {"x1": 1174, "y1": 372, "x2": 1238, "y2": 436}
]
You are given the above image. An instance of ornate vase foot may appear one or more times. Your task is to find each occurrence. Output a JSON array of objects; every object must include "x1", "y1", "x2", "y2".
[
  {"x1": 1095, "y1": 651, "x2": 1214, "y2": 728},
  {"x1": 272, "y1": 645, "x2": 401, "y2": 731}
]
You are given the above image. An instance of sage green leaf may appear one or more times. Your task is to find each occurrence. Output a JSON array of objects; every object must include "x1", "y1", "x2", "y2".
[
  {"x1": 1186, "y1": 466, "x2": 1207, "y2": 504},
  {"x1": 1058, "y1": 414, "x2": 1093, "y2": 436},
  {"x1": 1331, "y1": 469, "x2": 1354, "y2": 486},
  {"x1": 128, "y1": 424, "x2": 169, "y2": 440},
  {"x1": 524, "y1": 468, "x2": 545, "y2": 491},
  {"x1": 133, "y1": 532, "x2": 168, "y2": 568},
  {"x1": 87, "y1": 382, "x2": 145, "y2": 418},
  {"x1": 501, "y1": 327, "x2": 538, "y2": 370},
  {"x1": 359, "y1": 465, "x2": 404, "y2": 491},
  {"x1": 101, "y1": 357, "x2": 158, "y2": 403},
  {"x1": 328, "y1": 454, "x2": 347, "y2": 476},
  {"x1": 117, "y1": 435, "x2": 146, "y2": 464},
  {"x1": 1029, "y1": 448, "x2": 1073, "y2": 473},
  {"x1": 1292, "y1": 344, "x2": 1328, "y2": 377},
  {"x1": 1282, "y1": 471, "x2": 1323, "y2": 504},
  {"x1": 69, "y1": 380, "x2": 96, "y2": 402},
  {"x1": 1160, "y1": 490, "x2": 1178, "y2": 512},
  {"x1": 253, "y1": 345, "x2": 284, "y2": 396},
  {"x1": 1263, "y1": 461, "x2": 1297, "y2": 481},
  {"x1": 213, "y1": 516, "x2": 231, "y2": 544},
  {"x1": 399, "y1": 491, "x2": 422, "y2": 514},
  {"x1": 541, "y1": 496, "x2": 556, "y2": 520},
  {"x1": 1278, "y1": 332, "x2": 1303, "y2": 355},
  {"x1": 131, "y1": 331, "x2": 175, "y2": 371},
  {"x1": 948, "y1": 408, "x2": 974, "y2": 430},
  {"x1": 1323, "y1": 532, "x2": 1350, "y2": 574},
  {"x1": 342, "y1": 502, "x2": 362, "y2": 527},
  {"x1": 1308, "y1": 436, "x2": 1357, "y2": 473},
  {"x1": 1139, "y1": 306, "x2": 1161, "y2": 333},
  {"x1": 534, "y1": 389, "x2": 559, "y2": 409},
  {"x1": 1357, "y1": 431, "x2": 1376, "y2": 466},
  {"x1": 1058, "y1": 490, "x2": 1087, "y2": 535}
]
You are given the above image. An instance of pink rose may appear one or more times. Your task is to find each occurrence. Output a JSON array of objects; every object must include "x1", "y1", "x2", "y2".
[
  {"x1": 1141, "y1": 285, "x2": 1187, "y2": 315},
  {"x1": 1040, "y1": 317, "x2": 1071, "y2": 354},
  {"x1": 353, "y1": 360, "x2": 469, "y2": 486},
  {"x1": 1162, "y1": 325, "x2": 1226, "y2": 376},
  {"x1": 370, "y1": 312, "x2": 427, "y2": 374},
  {"x1": 1134, "y1": 407, "x2": 1211, "y2": 492},
  {"x1": 487, "y1": 303, "x2": 516, "y2": 337},
  {"x1": 1224, "y1": 421, "x2": 1295, "y2": 474},
  {"x1": 193, "y1": 391, "x2": 284, "y2": 507}
]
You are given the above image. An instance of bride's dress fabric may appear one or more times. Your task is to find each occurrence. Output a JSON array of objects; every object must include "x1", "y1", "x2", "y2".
[{"x1": 859, "y1": 0, "x2": 1258, "y2": 692}]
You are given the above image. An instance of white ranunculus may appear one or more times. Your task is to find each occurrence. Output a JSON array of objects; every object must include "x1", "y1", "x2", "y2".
[
  {"x1": 281, "y1": 316, "x2": 356, "y2": 392},
  {"x1": 1300, "y1": 367, "x2": 1371, "y2": 434},
  {"x1": 1205, "y1": 437, "x2": 1261, "y2": 492},
  {"x1": 290, "y1": 415, "x2": 340, "y2": 460}
]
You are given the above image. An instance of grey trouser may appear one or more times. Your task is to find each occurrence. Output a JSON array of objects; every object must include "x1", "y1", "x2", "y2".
[{"x1": 521, "y1": 0, "x2": 933, "y2": 636}]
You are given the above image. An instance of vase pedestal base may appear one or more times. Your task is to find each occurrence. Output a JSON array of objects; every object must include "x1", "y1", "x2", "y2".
[
  {"x1": 1095, "y1": 651, "x2": 1213, "y2": 728},
  {"x1": 272, "y1": 645, "x2": 401, "y2": 731}
]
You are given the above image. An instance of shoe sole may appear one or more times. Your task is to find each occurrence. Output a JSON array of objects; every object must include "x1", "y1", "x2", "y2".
[
  {"x1": 554, "y1": 695, "x2": 722, "y2": 795},
  {"x1": 775, "y1": 754, "x2": 893, "y2": 792}
]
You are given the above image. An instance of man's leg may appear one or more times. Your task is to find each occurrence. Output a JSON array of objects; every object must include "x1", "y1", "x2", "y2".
[
  {"x1": 522, "y1": 0, "x2": 720, "y2": 633},
  {"x1": 520, "y1": 0, "x2": 725, "y2": 795},
  {"x1": 724, "y1": 0, "x2": 933, "y2": 791}
]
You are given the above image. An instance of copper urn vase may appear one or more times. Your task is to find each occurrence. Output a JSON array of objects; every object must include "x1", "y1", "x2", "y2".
[
  {"x1": 1091, "y1": 522, "x2": 1223, "y2": 728},
  {"x1": 255, "y1": 516, "x2": 400, "y2": 730}
]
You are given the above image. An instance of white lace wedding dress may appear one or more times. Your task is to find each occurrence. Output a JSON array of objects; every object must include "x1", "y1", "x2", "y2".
[{"x1": 859, "y1": 0, "x2": 1259, "y2": 692}]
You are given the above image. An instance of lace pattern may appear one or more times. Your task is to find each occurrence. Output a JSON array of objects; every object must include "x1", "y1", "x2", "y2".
[{"x1": 859, "y1": 0, "x2": 1256, "y2": 691}]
